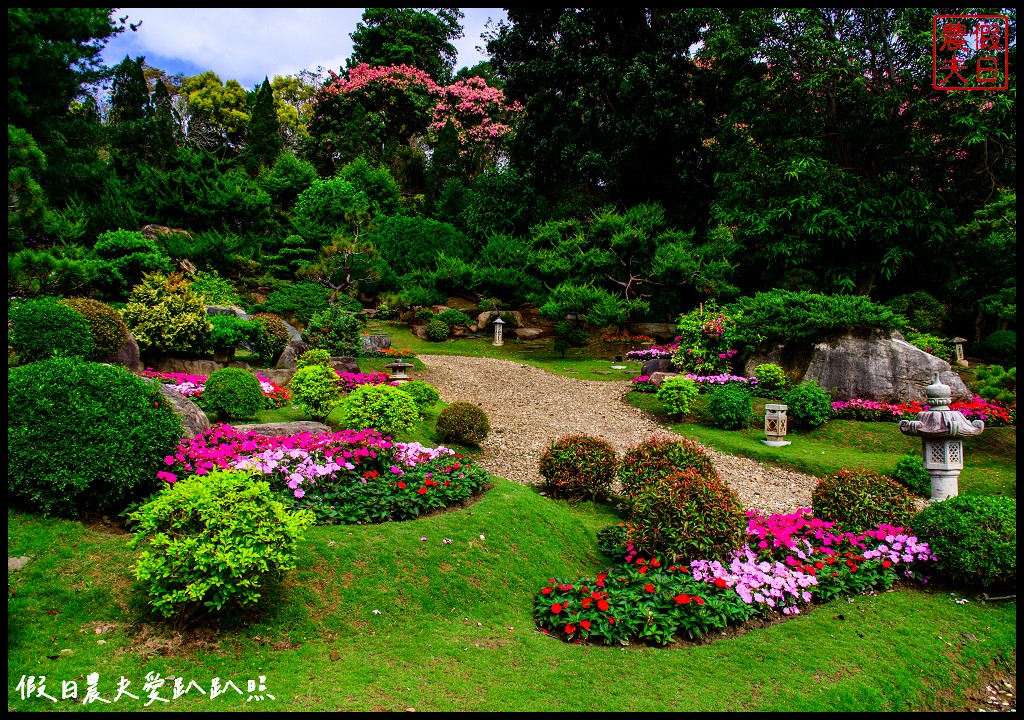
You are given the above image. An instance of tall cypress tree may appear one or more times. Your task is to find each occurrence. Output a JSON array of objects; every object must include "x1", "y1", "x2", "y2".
[
  {"x1": 108, "y1": 55, "x2": 151, "y2": 161},
  {"x1": 243, "y1": 77, "x2": 281, "y2": 173},
  {"x1": 149, "y1": 78, "x2": 180, "y2": 165}
]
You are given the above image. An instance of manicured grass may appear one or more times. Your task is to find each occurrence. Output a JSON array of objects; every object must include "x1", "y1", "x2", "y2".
[
  {"x1": 625, "y1": 392, "x2": 1017, "y2": 497},
  {"x1": 7, "y1": 483, "x2": 1016, "y2": 712}
]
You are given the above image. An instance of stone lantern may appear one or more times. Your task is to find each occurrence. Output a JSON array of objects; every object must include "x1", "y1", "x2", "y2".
[
  {"x1": 899, "y1": 373, "x2": 984, "y2": 501},
  {"x1": 762, "y1": 404, "x2": 791, "y2": 447},
  {"x1": 492, "y1": 315, "x2": 505, "y2": 346},
  {"x1": 951, "y1": 337, "x2": 969, "y2": 367},
  {"x1": 384, "y1": 360, "x2": 413, "y2": 384}
]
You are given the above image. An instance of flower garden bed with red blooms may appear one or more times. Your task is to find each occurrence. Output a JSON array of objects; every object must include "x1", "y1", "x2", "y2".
[
  {"x1": 158, "y1": 425, "x2": 489, "y2": 524},
  {"x1": 831, "y1": 395, "x2": 1015, "y2": 427},
  {"x1": 139, "y1": 368, "x2": 290, "y2": 409},
  {"x1": 534, "y1": 510, "x2": 933, "y2": 646}
]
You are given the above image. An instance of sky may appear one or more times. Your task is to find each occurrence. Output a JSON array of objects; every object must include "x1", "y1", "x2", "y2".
[{"x1": 100, "y1": 8, "x2": 507, "y2": 89}]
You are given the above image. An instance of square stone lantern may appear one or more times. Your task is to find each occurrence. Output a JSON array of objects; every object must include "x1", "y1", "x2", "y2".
[
  {"x1": 384, "y1": 360, "x2": 413, "y2": 384},
  {"x1": 951, "y1": 337, "x2": 969, "y2": 367},
  {"x1": 762, "y1": 404, "x2": 791, "y2": 446},
  {"x1": 921, "y1": 438, "x2": 964, "y2": 501},
  {"x1": 492, "y1": 315, "x2": 505, "y2": 346}
]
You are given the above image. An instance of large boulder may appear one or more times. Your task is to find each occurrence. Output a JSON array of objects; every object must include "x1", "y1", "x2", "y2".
[
  {"x1": 631, "y1": 322, "x2": 679, "y2": 341},
  {"x1": 155, "y1": 383, "x2": 211, "y2": 439},
  {"x1": 206, "y1": 305, "x2": 249, "y2": 319},
  {"x1": 329, "y1": 356, "x2": 360, "y2": 375},
  {"x1": 743, "y1": 330, "x2": 971, "y2": 403},
  {"x1": 513, "y1": 327, "x2": 547, "y2": 340},
  {"x1": 258, "y1": 368, "x2": 295, "y2": 387},
  {"x1": 361, "y1": 334, "x2": 391, "y2": 354},
  {"x1": 150, "y1": 357, "x2": 250, "y2": 376},
  {"x1": 475, "y1": 310, "x2": 525, "y2": 332},
  {"x1": 110, "y1": 331, "x2": 142, "y2": 373},
  {"x1": 641, "y1": 357, "x2": 675, "y2": 377},
  {"x1": 231, "y1": 421, "x2": 330, "y2": 436},
  {"x1": 276, "y1": 339, "x2": 309, "y2": 369}
]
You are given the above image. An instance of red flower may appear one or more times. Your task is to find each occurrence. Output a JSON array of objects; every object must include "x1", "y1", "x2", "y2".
[
  {"x1": 597, "y1": 599, "x2": 610, "y2": 612},
  {"x1": 418, "y1": 487, "x2": 427, "y2": 495},
  {"x1": 541, "y1": 587, "x2": 552, "y2": 595},
  {"x1": 453, "y1": 463, "x2": 461, "y2": 469},
  {"x1": 695, "y1": 596, "x2": 705, "y2": 605},
  {"x1": 669, "y1": 565, "x2": 677, "y2": 572},
  {"x1": 397, "y1": 481, "x2": 406, "y2": 489},
  {"x1": 551, "y1": 603, "x2": 563, "y2": 614},
  {"x1": 650, "y1": 559, "x2": 661, "y2": 568},
  {"x1": 714, "y1": 577, "x2": 728, "y2": 588},
  {"x1": 882, "y1": 560, "x2": 892, "y2": 568},
  {"x1": 850, "y1": 565, "x2": 858, "y2": 573},
  {"x1": 443, "y1": 480, "x2": 450, "y2": 486},
  {"x1": 678, "y1": 565, "x2": 688, "y2": 573},
  {"x1": 814, "y1": 561, "x2": 824, "y2": 569},
  {"x1": 565, "y1": 623, "x2": 576, "y2": 634},
  {"x1": 581, "y1": 598, "x2": 592, "y2": 609},
  {"x1": 579, "y1": 620, "x2": 591, "y2": 631},
  {"x1": 636, "y1": 558, "x2": 647, "y2": 565},
  {"x1": 674, "y1": 593, "x2": 692, "y2": 605},
  {"x1": 638, "y1": 566, "x2": 648, "y2": 575},
  {"x1": 644, "y1": 583, "x2": 655, "y2": 593},
  {"x1": 609, "y1": 618, "x2": 616, "y2": 625},
  {"x1": 596, "y1": 573, "x2": 607, "y2": 587}
]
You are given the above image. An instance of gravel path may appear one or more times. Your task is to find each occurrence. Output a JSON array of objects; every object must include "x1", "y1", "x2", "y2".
[{"x1": 418, "y1": 355, "x2": 818, "y2": 515}]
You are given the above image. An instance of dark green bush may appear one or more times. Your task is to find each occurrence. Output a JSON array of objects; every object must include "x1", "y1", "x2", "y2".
[
  {"x1": 627, "y1": 469, "x2": 746, "y2": 563},
  {"x1": 596, "y1": 523, "x2": 630, "y2": 563},
  {"x1": 904, "y1": 331, "x2": 953, "y2": 362},
  {"x1": 207, "y1": 314, "x2": 260, "y2": 349},
  {"x1": 92, "y1": 229, "x2": 173, "y2": 299},
  {"x1": 250, "y1": 313, "x2": 292, "y2": 365},
  {"x1": 980, "y1": 329, "x2": 1015, "y2": 362},
  {"x1": 891, "y1": 455, "x2": 931, "y2": 497},
  {"x1": 339, "y1": 384, "x2": 419, "y2": 436},
  {"x1": 811, "y1": 468, "x2": 915, "y2": 532},
  {"x1": 913, "y1": 495, "x2": 1016, "y2": 588},
  {"x1": 619, "y1": 437, "x2": 717, "y2": 499},
  {"x1": 202, "y1": 368, "x2": 264, "y2": 420},
  {"x1": 367, "y1": 216, "x2": 474, "y2": 277},
  {"x1": 398, "y1": 380, "x2": 441, "y2": 411},
  {"x1": 60, "y1": 297, "x2": 127, "y2": 361},
  {"x1": 189, "y1": 270, "x2": 242, "y2": 307},
  {"x1": 885, "y1": 291, "x2": 947, "y2": 334},
  {"x1": 538, "y1": 435, "x2": 618, "y2": 501},
  {"x1": 8, "y1": 357, "x2": 182, "y2": 517},
  {"x1": 425, "y1": 319, "x2": 450, "y2": 342},
  {"x1": 436, "y1": 308, "x2": 473, "y2": 327},
  {"x1": 782, "y1": 380, "x2": 833, "y2": 428},
  {"x1": 10, "y1": 297, "x2": 95, "y2": 363},
  {"x1": 436, "y1": 402, "x2": 490, "y2": 445},
  {"x1": 972, "y1": 365, "x2": 1016, "y2": 406},
  {"x1": 416, "y1": 308, "x2": 435, "y2": 321},
  {"x1": 261, "y1": 282, "x2": 330, "y2": 325},
  {"x1": 706, "y1": 383, "x2": 753, "y2": 429},
  {"x1": 304, "y1": 304, "x2": 363, "y2": 356},
  {"x1": 753, "y1": 363, "x2": 788, "y2": 398}
]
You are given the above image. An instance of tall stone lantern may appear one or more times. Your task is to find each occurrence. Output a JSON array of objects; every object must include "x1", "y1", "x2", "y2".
[
  {"x1": 899, "y1": 373, "x2": 984, "y2": 501},
  {"x1": 492, "y1": 315, "x2": 505, "y2": 347}
]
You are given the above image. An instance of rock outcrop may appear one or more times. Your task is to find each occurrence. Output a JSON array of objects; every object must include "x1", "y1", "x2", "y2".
[{"x1": 155, "y1": 383, "x2": 211, "y2": 439}]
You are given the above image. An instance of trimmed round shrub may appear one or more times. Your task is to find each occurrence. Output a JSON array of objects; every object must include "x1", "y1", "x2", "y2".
[
  {"x1": 250, "y1": 312, "x2": 291, "y2": 365},
  {"x1": 436, "y1": 308, "x2": 473, "y2": 327},
  {"x1": 129, "y1": 469, "x2": 315, "y2": 621},
  {"x1": 304, "y1": 304, "x2": 363, "y2": 356},
  {"x1": 202, "y1": 368, "x2": 264, "y2": 420},
  {"x1": 340, "y1": 384, "x2": 419, "y2": 436},
  {"x1": 435, "y1": 402, "x2": 490, "y2": 445},
  {"x1": 9, "y1": 297, "x2": 95, "y2": 363},
  {"x1": 60, "y1": 297, "x2": 128, "y2": 361},
  {"x1": 122, "y1": 272, "x2": 211, "y2": 355},
  {"x1": 416, "y1": 308, "x2": 434, "y2": 321},
  {"x1": 425, "y1": 319, "x2": 450, "y2": 342},
  {"x1": 656, "y1": 375, "x2": 700, "y2": 417},
  {"x1": 296, "y1": 348, "x2": 331, "y2": 369},
  {"x1": 980, "y1": 329, "x2": 1015, "y2": 362},
  {"x1": 619, "y1": 437, "x2": 717, "y2": 499},
  {"x1": 627, "y1": 469, "x2": 746, "y2": 563},
  {"x1": 706, "y1": 383, "x2": 753, "y2": 429},
  {"x1": 782, "y1": 380, "x2": 833, "y2": 429},
  {"x1": 913, "y1": 495, "x2": 1016, "y2": 588},
  {"x1": 753, "y1": 363, "x2": 788, "y2": 398},
  {"x1": 539, "y1": 435, "x2": 618, "y2": 501},
  {"x1": 891, "y1": 455, "x2": 931, "y2": 497},
  {"x1": 812, "y1": 468, "x2": 915, "y2": 532},
  {"x1": 8, "y1": 357, "x2": 182, "y2": 517},
  {"x1": 290, "y1": 364, "x2": 343, "y2": 421},
  {"x1": 399, "y1": 380, "x2": 441, "y2": 411}
]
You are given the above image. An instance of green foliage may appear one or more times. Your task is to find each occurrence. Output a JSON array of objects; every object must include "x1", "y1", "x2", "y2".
[
  {"x1": 618, "y1": 437, "x2": 717, "y2": 500},
  {"x1": 673, "y1": 302, "x2": 735, "y2": 374},
  {"x1": 93, "y1": 229, "x2": 174, "y2": 300},
  {"x1": 538, "y1": 435, "x2": 617, "y2": 501},
  {"x1": 290, "y1": 364, "x2": 342, "y2": 421},
  {"x1": 207, "y1": 314, "x2": 259, "y2": 348},
  {"x1": 461, "y1": 167, "x2": 539, "y2": 240},
  {"x1": 295, "y1": 349, "x2": 331, "y2": 369},
  {"x1": 627, "y1": 469, "x2": 746, "y2": 563},
  {"x1": 8, "y1": 125, "x2": 49, "y2": 243},
  {"x1": 891, "y1": 455, "x2": 930, "y2": 498},
  {"x1": 293, "y1": 177, "x2": 373, "y2": 245},
  {"x1": 202, "y1": 368, "x2": 264, "y2": 421},
  {"x1": 913, "y1": 495, "x2": 1016, "y2": 589},
  {"x1": 435, "y1": 401, "x2": 490, "y2": 445},
  {"x1": 811, "y1": 468, "x2": 915, "y2": 532},
  {"x1": 979, "y1": 330, "x2": 1015, "y2": 363},
  {"x1": 368, "y1": 215, "x2": 474, "y2": 277},
  {"x1": 903, "y1": 331, "x2": 953, "y2": 362},
  {"x1": 129, "y1": 469, "x2": 315, "y2": 621},
  {"x1": 782, "y1": 380, "x2": 833, "y2": 429},
  {"x1": 348, "y1": 8, "x2": 464, "y2": 83},
  {"x1": 262, "y1": 152, "x2": 318, "y2": 208},
  {"x1": 340, "y1": 384, "x2": 419, "y2": 436},
  {"x1": 972, "y1": 365, "x2": 1016, "y2": 407},
  {"x1": 416, "y1": 308, "x2": 435, "y2": 321},
  {"x1": 243, "y1": 77, "x2": 282, "y2": 171},
  {"x1": 425, "y1": 319, "x2": 450, "y2": 342},
  {"x1": 436, "y1": 308, "x2": 473, "y2": 327},
  {"x1": 260, "y1": 282, "x2": 331, "y2": 325},
  {"x1": 8, "y1": 245, "x2": 101, "y2": 298},
  {"x1": 8, "y1": 357, "x2": 181, "y2": 517},
  {"x1": 250, "y1": 313, "x2": 291, "y2": 366},
  {"x1": 122, "y1": 272, "x2": 211, "y2": 355},
  {"x1": 59, "y1": 297, "x2": 127, "y2": 361},
  {"x1": 656, "y1": 376, "x2": 700, "y2": 418},
  {"x1": 885, "y1": 291, "x2": 947, "y2": 334},
  {"x1": 9, "y1": 296, "x2": 94, "y2": 363},
  {"x1": 188, "y1": 270, "x2": 241, "y2": 306},
  {"x1": 303, "y1": 304, "x2": 363, "y2": 356},
  {"x1": 337, "y1": 156, "x2": 402, "y2": 217},
  {"x1": 706, "y1": 384, "x2": 753, "y2": 430},
  {"x1": 398, "y1": 380, "x2": 440, "y2": 411},
  {"x1": 596, "y1": 523, "x2": 630, "y2": 563},
  {"x1": 753, "y1": 363, "x2": 788, "y2": 398}
]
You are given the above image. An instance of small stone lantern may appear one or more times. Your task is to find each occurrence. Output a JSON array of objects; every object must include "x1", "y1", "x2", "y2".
[
  {"x1": 899, "y1": 373, "x2": 984, "y2": 501},
  {"x1": 951, "y1": 337, "x2": 969, "y2": 367},
  {"x1": 492, "y1": 315, "x2": 505, "y2": 346},
  {"x1": 762, "y1": 404, "x2": 791, "y2": 447},
  {"x1": 384, "y1": 360, "x2": 413, "y2": 384}
]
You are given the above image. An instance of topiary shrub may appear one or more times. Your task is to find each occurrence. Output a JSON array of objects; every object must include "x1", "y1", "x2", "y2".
[
  {"x1": 782, "y1": 380, "x2": 833, "y2": 429},
  {"x1": 753, "y1": 363, "x2": 788, "y2": 398},
  {"x1": 706, "y1": 383, "x2": 753, "y2": 429},
  {"x1": 304, "y1": 304, "x2": 363, "y2": 356},
  {"x1": 812, "y1": 468, "x2": 915, "y2": 532},
  {"x1": 129, "y1": 469, "x2": 315, "y2": 622},
  {"x1": 202, "y1": 368, "x2": 264, "y2": 421},
  {"x1": 296, "y1": 348, "x2": 331, "y2": 369},
  {"x1": 891, "y1": 455, "x2": 931, "y2": 497},
  {"x1": 399, "y1": 380, "x2": 441, "y2": 412},
  {"x1": 416, "y1": 308, "x2": 434, "y2": 321},
  {"x1": 9, "y1": 297, "x2": 95, "y2": 364},
  {"x1": 627, "y1": 469, "x2": 746, "y2": 563},
  {"x1": 913, "y1": 495, "x2": 1015, "y2": 588},
  {"x1": 656, "y1": 375, "x2": 700, "y2": 417},
  {"x1": 60, "y1": 297, "x2": 128, "y2": 361},
  {"x1": 207, "y1": 314, "x2": 260, "y2": 353},
  {"x1": 290, "y1": 364, "x2": 343, "y2": 421},
  {"x1": 122, "y1": 272, "x2": 211, "y2": 355},
  {"x1": 425, "y1": 319, "x2": 450, "y2": 342},
  {"x1": 92, "y1": 228, "x2": 174, "y2": 300},
  {"x1": 980, "y1": 329, "x2": 1015, "y2": 363},
  {"x1": 538, "y1": 435, "x2": 618, "y2": 501},
  {"x1": 435, "y1": 402, "x2": 490, "y2": 445},
  {"x1": 250, "y1": 312, "x2": 291, "y2": 366},
  {"x1": 339, "y1": 384, "x2": 419, "y2": 436},
  {"x1": 619, "y1": 437, "x2": 717, "y2": 499},
  {"x1": 436, "y1": 308, "x2": 473, "y2": 328},
  {"x1": 8, "y1": 357, "x2": 182, "y2": 517},
  {"x1": 972, "y1": 365, "x2": 1016, "y2": 407}
]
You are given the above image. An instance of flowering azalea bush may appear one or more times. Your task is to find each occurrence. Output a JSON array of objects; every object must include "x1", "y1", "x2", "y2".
[
  {"x1": 630, "y1": 375, "x2": 658, "y2": 393},
  {"x1": 683, "y1": 373, "x2": 758, "y2": 393},
  {"x1": 673, "y1": 304, "x2": 737, "y2": 375},
  {"x1": 337, "y1": 371, "x2": 390, "y2": 393},
  {"x1": 138, "y1": 368, "x2": 290, "y2": 409},
  {"x1": 626, "y1": 341, "x2": 679, "y2": 362},
  {"x1": 158, "y1": 425, "x2": 488, "y2": 524}
]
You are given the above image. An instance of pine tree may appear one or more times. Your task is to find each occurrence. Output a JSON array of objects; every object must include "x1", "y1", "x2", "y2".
[{"x1": 243, "y1": 77, "x2": 281, "y2": 173}]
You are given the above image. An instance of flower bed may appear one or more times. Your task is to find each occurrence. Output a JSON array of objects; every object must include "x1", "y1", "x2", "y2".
[
  {"x1": 159, "y1": 425, "x2": 488, "y2": 524},
  {"x1": 630, "y1": 375, "x2": 658, "y2": 393},
  {"x1": 603, "y1": 333, "x2": 654, "y2": 344},
  {"x1": 625, "y1": 342, "x2": 679, "y2": 363},
  {"x1": 337, "y1": 371, "x2": 391, "y2": 392},
  {"x1": 683, "y1": 373, "x2": 758, "y2": 393},
  {"x1": 139, "y1": 368, "x2": 290, "y2": 408},
  {"x1": 832, "y1": 395, "x2": 1014, "y2": 427},
  {"x1": 534, "y1": 509, "x2": 933, "y2": 645}
]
